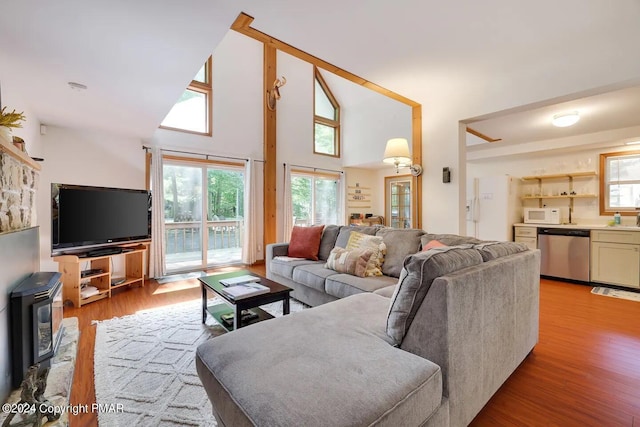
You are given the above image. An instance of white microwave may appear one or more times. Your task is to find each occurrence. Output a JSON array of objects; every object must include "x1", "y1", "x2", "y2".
[{"x1": 523, "y1": 207, "x2": 561, "y2": 224}]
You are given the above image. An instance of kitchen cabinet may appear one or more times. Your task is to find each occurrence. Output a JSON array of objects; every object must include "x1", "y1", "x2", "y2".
[
  {"x1": 590, "y1": 230, "x2": 640, "y2": 289},
  {"x1": 514, "y1": 226, "x2": 537, "y2": 249}
]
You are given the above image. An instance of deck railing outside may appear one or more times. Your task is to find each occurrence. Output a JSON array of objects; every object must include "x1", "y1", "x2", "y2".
[{"x1": 164, "y1": 219, "x2": 243, "y2": 270}]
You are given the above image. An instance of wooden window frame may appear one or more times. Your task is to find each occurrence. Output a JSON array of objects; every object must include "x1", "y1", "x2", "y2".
[
  {"x1": 313, "y1": 67, "x2": 340, "y2": 158},
  {"x1": 599, "y1": 149, "x2": 640, "y2": 216},
  {"x1": 160, "y1": 56, "x2": 213, "y2": 136}
]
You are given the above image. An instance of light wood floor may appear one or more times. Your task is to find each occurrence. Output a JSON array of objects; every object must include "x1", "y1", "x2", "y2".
[{"x1": 64, "y1": 273, "x2": 640, "y2": 427}]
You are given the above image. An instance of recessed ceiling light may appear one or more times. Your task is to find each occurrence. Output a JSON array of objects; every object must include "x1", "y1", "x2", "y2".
[
  {"x1": 552, "y1": 111, "x2": 580, "y2": 127},
  {"x1": 625, "y1": 140, "x2": 640, "y2": 145},
  {"x1": 68, "y1": 82, "x2": 87, "y2": 91}
]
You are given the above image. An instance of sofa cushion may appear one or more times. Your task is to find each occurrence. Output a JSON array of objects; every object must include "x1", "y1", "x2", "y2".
[
  {"x1": 195, "y1": 293, "x2": 443, "y2": 427},
  {"x1": 325, "y1": 274, "x2": 397, "y2": 299},
  {"x1": 474, "y1": 241, "x2": 529, "y2": 261},
  {"x1": 288, "y1": 225, "x2": 325, "y2": 260},
  {"x1": 373, "y1": 285, "x2": 397, "y2": 299},
  {"x1": 325, "y1": 247, "x2": 375, "y2": 277},
  {"x1": 318, "y1": 224, "x2": 342, "y2": 261},
  {"x1": 376, "y1": 228, "x2": 425, "y2": 277},
  {"x1": 421, "y1": 233, "x2": 483, "y2": 248},
  {"x1": 270, "y1": 257, "x2": 320, "y2": 280},
  {"x1": 387, "y1": 245, "x2": 483, "y2": 345},
  {"x1": 345, "y1": 232, "x2": 386, "y2": 276},
  {"x1": 335, "y1": 225, "x2": 379, "y2": 248},
  {"x1": 292, "y1": 263, "x2": 340, "y2": 293}
]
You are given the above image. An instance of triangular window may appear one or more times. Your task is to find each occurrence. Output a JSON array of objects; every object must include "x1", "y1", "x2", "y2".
[{"x1": 314, "y1": 68, "x2": 340, "y2": 157}]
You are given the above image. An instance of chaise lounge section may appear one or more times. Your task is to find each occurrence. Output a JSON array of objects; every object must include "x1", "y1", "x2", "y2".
[{"x1": 196, "y1": 227, "x2": 540, "y2": 426}]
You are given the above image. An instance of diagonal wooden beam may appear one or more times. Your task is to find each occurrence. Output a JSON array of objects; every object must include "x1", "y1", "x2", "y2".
[
  {"x1": 231, "y1": 11, "x2": 423, "y2": 229},
  {"x1": 466, "y1": 126, "x2": 502, "y2": 143}
]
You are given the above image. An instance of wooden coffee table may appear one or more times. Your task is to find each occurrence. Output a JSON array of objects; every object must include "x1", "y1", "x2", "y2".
[{"x1": 199, "y1": 270, "x2": 291, "y2": 331}]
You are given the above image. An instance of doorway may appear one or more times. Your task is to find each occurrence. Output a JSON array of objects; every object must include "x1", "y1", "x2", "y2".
[
  {"x1": 385, "y1": 175, "x2": 413, "y2": 228},
  {"x1": 163, "y1": 159, "x2": 245, "y2": 272}
]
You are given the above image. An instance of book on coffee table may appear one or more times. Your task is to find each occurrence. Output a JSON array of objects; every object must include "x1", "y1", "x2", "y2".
[
  {"x1": 221, "y1": 282, "x2": 269, "y2": 300},
  {"x1": 219, "y1": 274, "x2": 261, "y2": 287}
]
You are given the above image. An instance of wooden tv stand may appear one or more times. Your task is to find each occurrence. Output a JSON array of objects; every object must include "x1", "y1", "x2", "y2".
[{"x1": 54, "y1": 243, "x2": 148, "y2": 307}]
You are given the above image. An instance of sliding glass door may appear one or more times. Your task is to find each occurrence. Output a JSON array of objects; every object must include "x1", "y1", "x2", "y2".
[{"x1": 163, "y1": 160, "x2": 244, "y2": 272}]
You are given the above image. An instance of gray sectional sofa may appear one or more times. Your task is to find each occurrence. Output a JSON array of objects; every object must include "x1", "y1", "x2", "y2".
[{"x1": 196, "y1": 225, "x2": 540, "y2": 427}]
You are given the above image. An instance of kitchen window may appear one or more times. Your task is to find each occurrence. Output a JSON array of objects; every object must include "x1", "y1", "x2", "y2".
[{"x1": 600, "y1": 150, "x2": 640, "y2": 215}]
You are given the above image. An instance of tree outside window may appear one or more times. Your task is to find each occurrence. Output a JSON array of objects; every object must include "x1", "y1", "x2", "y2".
[
  {"x1": 291, "y1": 172, "x2": 340, "y2": 226},
  {"x1": 314, "y1": 68, "x2": 340, "y2": 157}
]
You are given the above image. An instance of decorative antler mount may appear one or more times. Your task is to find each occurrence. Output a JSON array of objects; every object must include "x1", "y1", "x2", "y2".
[{"x1": 266, "y1": 76, "x2": 286, "y2": 111}]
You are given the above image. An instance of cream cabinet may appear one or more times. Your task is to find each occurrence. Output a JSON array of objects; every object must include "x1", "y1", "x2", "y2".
[
  {"x1": 590, "y1": 230, "x2": 640, "y2": 289},
  {"x1": 514, "y1": 226, "x2": 537, "y2": 250}
]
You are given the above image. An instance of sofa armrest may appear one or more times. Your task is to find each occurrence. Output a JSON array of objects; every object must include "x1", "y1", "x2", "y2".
[{"x1": 265, "y1": 243, "x2": 290, "y2": 278}]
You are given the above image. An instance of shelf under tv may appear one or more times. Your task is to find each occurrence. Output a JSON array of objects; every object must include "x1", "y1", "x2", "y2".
[{"x1": 54, "y1": 244, "x2": 148, "y2": 307}]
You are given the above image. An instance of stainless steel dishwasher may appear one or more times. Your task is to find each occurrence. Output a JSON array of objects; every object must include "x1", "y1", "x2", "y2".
[{"x1": 538, "y1": 228, "x2": 590, "y2": 282}]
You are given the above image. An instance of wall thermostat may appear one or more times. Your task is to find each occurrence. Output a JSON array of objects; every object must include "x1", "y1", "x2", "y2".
[{"x1": 442, "y1": 167, "x2": 451, "y2": 183}]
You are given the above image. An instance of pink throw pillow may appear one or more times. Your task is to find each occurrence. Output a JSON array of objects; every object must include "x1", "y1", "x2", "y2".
[{"x1": 422, "y1": 239, "x2": 446, "y2": 251}]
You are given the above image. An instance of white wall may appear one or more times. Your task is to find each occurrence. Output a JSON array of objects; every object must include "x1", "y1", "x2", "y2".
[
  {"x1": 37, "y1": 126, "x2": 146, "y2": 271},
  {"x1": 343, "y1": 168, "x2": 382, "y2": 221},
  {"x1": 1, "y1": 83, "x2": 43, "y2": 159},
  {"x1": 320, "y1": 72, "x2": 413, "y2": 168},
  {"x1": 149, "y1": 31, "x2": 264, "y2": 160},
  {"x1": 467, "y1": 144, "x2": 640, "y2": 227}
]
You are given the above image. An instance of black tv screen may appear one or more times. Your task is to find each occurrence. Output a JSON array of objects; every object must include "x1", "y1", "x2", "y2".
[{"x1": 51, "y1": 184, "x2": 151, "y2": 256}]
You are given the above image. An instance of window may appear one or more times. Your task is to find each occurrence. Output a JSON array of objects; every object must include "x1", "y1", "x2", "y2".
[
  {"x1": 600, "y1": 150, "x2": 640, "y2": 214},
  {"x1": 314, "y1": 68, "x2": 340, "y2": 157},
  {"x1": 291, "y1": 171, "x2": 341, "y2": 226},
  {"x1": 161, "y1": 56, "x2": 212, "y2": 136}
]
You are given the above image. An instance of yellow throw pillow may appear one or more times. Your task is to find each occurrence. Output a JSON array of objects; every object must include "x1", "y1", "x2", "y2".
[
  {"x1": 345, "y1": 231, "x2": 386, "y2": 276},
  {"x1": 325, "y1": 247, "x2": 374, "y2": 277}
]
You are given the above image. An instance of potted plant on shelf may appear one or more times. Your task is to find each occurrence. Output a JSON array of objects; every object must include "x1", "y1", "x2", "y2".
[{"x1": 0, "y1": 106, "x2": 26, "y2": 146}]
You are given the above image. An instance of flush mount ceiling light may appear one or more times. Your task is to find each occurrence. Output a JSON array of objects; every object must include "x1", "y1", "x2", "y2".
[
  {"x1": 67, "y1": 82, "x2": 87, "y2": 91},
  {"x1": 552, "y1": 111, "x2": 580, "y2": 127}
]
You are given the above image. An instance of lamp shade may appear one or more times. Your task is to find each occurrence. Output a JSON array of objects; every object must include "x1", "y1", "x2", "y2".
[{"x1": 383, "y1": 138, "x2": 411, "y2": 166}]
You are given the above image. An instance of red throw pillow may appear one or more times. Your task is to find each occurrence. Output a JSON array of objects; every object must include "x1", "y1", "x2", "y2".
[
  {"x1": 422, "y1": 239, "x2": 446, "y2": 251},
  {"x1": 288, "y1": 225, "x2": 325, "y2": 260}
]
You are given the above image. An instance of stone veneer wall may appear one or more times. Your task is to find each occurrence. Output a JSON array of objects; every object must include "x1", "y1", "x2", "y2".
[{"x1": 0, "y1": 152, "x2": 39, "y2": 233}]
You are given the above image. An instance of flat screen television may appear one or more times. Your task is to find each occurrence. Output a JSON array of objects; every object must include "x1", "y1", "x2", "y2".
[{"x1": 51, "y1": 183, "x2": 151, "y2": 256}]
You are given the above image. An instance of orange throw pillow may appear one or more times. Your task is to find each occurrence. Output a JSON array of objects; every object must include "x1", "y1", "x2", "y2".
[
  {"x1": 288, "y1": 225, "x2": 325, "y2": 260},
  {"x1": 422, "y1": 239, "x2": 446, "y2": 251}
]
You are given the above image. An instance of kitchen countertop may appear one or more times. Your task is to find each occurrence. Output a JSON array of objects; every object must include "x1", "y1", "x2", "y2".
[{"x1": 514, "y1": 223, "x2": 640, "y2": 231}]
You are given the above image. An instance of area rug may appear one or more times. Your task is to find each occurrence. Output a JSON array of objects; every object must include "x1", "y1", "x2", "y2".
[
  {"x1": 591, "y1": 286, "x2": 640, "y2": 302},
  {"x1": 94, "y1": 298, "x2": 305, "y2": 426}
]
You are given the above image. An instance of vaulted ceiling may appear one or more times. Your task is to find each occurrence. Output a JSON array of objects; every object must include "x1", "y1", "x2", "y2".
[{"x1": 2, "y1": 1, "x2": 640, "y2": 144}]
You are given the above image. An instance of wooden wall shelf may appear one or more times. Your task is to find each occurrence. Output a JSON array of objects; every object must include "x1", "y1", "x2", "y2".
[
  {"x1": 0, "y1": 137, "x2": 41, "y2": 170},
  {"x1": 521, "y1": 171, "x2": 596, "y2": 181}
]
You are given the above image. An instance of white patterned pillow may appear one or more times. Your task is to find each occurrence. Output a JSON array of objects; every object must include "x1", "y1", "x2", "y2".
[
  {"x1": 345, "y1": 231, "x2": 386, "y2": 276},
  {"x1": 325, "y1": 247, "x2": 374, "y2": 277}
]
